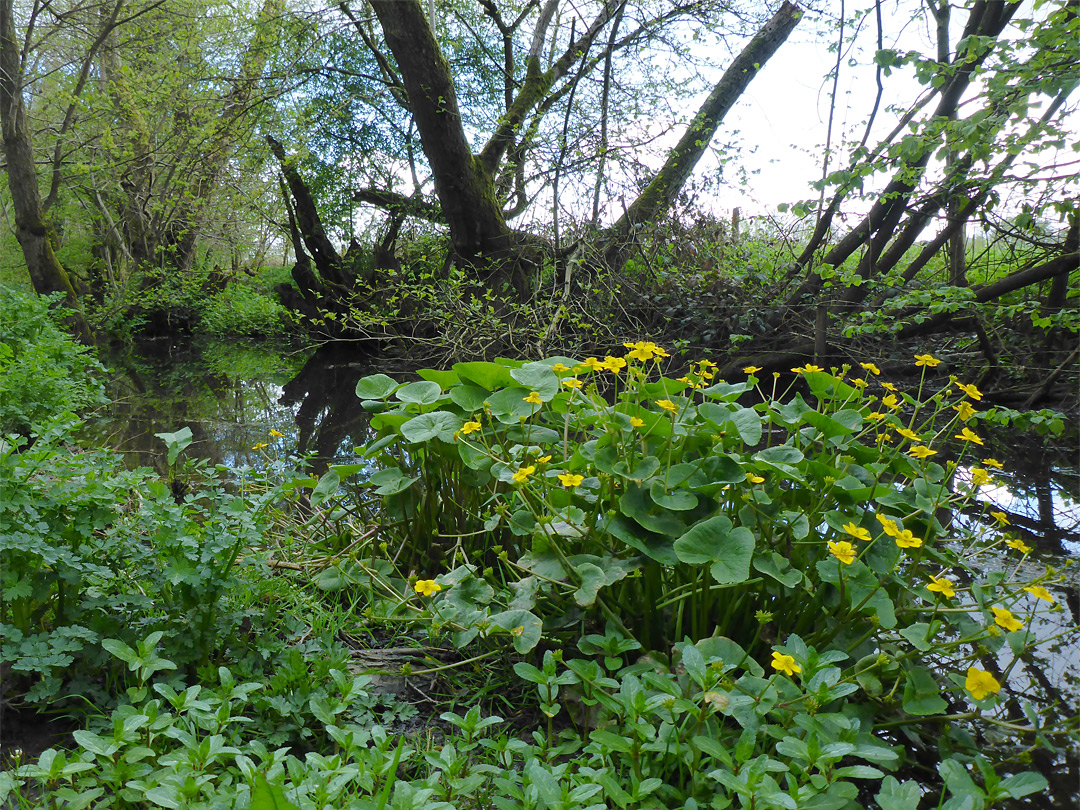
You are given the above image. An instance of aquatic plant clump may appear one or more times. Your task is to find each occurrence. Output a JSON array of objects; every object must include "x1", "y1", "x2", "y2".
[{"x1": 344, "y1": 348, "x2": 1074, "y2": 801}]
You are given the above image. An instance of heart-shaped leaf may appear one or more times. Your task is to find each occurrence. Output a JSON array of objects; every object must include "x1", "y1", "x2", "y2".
[
  {"x1": 400, "y1": 412, "x2": 461, "y2": 443},
  {"x1": 355, "y1": 374, "x2": 399, "y2": 400}
]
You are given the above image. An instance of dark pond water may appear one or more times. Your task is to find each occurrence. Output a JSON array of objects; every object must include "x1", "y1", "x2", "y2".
[{"x1": 83, "y1": 338, "x2": 1080, "y2": 804}]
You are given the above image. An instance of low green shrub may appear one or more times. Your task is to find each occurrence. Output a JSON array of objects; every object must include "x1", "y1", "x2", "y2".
[
  {"x1": 0, "y1": 422, "x2": 285, "y2": 706},
  {"x1": 198, "y1": 283, "x2": 295, "y2": 338},
  {"x1": 0, "y1": 285, "x2": 106, "y2": 434}
]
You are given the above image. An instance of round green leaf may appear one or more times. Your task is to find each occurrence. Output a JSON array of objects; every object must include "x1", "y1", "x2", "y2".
[
  {"x1": 355, "y1": 374, "x2": 399, "y2": 400},
  {"x1": 510, "y1": 362, "x2": 560, "y2": 399},
  {"x1": 395, "y1": 380, "x2": 443, "y2": 405},
  {"x1": 674, "y1": 516, "x2": 755, "y2": 585},
  {"x1": 400, "y1": 412, "x2": 461, "y2": 443},
  {"x1": 450, "y1": 384, "x2": 489, "y2": 412},
  {"x1": 453, "y1": 361, "x2": 516, "y2": 391}
]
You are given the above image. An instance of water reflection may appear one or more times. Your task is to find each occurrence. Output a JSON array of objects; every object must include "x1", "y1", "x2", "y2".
[
  {"x1": 86, "y1": 339, "x2": 311, "y2": 474},
  {"x1": 279, "y1": 343, "x2": 382, "y2": 477}
]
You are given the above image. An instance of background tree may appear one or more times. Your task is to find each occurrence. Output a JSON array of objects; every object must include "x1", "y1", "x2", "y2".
[{"x1": 1, "y1": 0, "x2": 294, "y2": 328}]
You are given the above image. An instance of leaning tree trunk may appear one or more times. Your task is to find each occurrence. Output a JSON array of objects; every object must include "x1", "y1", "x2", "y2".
[
  {"x1": 598, "y1": 1, "x2": 802, "y2": 270},
  {"x1": 0, "y1": 0, "x2": 91, "y2": 340}
]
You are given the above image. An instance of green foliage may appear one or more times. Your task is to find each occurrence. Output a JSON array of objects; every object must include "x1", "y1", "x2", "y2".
[
  {"x1": 198, "y1": 283, "x2": 296, "y2": 338},
  {"x1": 0, "y1": 420, "x2": 283, "y2": 705},
  {"x1": 0, "y1": 285, "x2": 106, "y2": 434},
  {"x1": 344, "y1": 346, "x2": 1075, "y2": 796}
]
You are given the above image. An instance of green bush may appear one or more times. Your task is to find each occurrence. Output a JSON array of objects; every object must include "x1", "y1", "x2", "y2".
[
  {"x1": 198, "y1": 283, "x2": 295, "y2": 338},
  {"x1": 0, "y1": 422, "x2": 284, "y2": 706},
  {"x1": 0, "y1": 285, "x2": 106, "y2": 434}
]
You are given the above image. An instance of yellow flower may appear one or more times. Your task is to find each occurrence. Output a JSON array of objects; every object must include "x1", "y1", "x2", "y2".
[
  {"x1": 770, "y1": 651, "x2": 801, "y2": 676},
  {"x1": 460, "y1": 420, "x2": 482, "y2": 435},
  {"x1": 603, "y1": 356, "x2": 627, "y2": 373},
  {"x1": 269, "y1": 429, "x2": 284, "y2": 438},
  {"x1": 877, "y1": 432, "x2": 894, "y2": 445},
  {"x1": 524, "y1": 391, "x2": 543, "y2": 404},
  {"x1": 629, "y1": 416, "x2": 645, "y2": 428},
  {"x1": 252, "y1": 443, "x2": 269, "y2": 451},
  {"x1": 512, "y1": 465, "x2": 536, "y2": 484},
  {"x1": 876, "y1": 515, "x2": 900, "y2": 537},
  {"x1": 1005, "y1": 537, "x2": 1031, "y2": 554},
  {"x1": 677, "y1": 376, "x2": 694, "y2": 385},
  {"x1": 867, "y1": 411, "x2": 886, "y2": 421},
  {"x1": 881, "y1": 381, "x2": 898, "y2": 392},
  {"x1": 896, "y1": 427, "x2": 921, "y2": 442},
  {"x1": 991, "y1": 606, "x2": 1023, "y2": 632},
  {"x1": 699, "y1": 359, "x2": 718, "y2": 369},
  {"x1": 623, "y1": 341, "x2": 668, "y2": 361},
  {"x1": 1023, "y1": 586, "x2": 1055, "y2": 603},
  {"x1": 562, "y1": 378, "x2": 583, "y2": 390},
  {"x1": 860, "y1": 362, "x2": 881, "y2": 376},
  {"x1": 510, "y1": 625, "x2": 525, "y2": 637},
  {"x1": 558, "y1": 472, "x2": 585, "y2": 488},
  {"x1": 955, "y1": 427, "x2": 983, "y2": 445},
  {"x1": 792, "y1": 364, "x2": 824, "y2": 374},
  {"x1": 550, "y1": 363, "x2": 571, "y2": 373},
  {"x1": 657, "y1": 399, "x2": 679, "y2": 413},
  {"x1": 981, "y1": 458, "x2": 1003, "y2": 469},
  {"x1": 537, "y1": 455, "x2": 552, "y2": 464},
  {"x1": 842, "y1": 522, "x2": 871, "y2": 542},
  {"x1": 414, "y1": 579, "x2": 442, "y2": 597},
  {"x1": 908, "y1": 445, "x2": 937, "y2": 460},
  {"x1": 882, "y1": 394, "x2": 900, "y2": 410},
  {"x1": 827, "y1": 540, "x2": 857, "y2": 565},
  {"x1": 852, "y1": 378, "x2": 868, "y2": 389},
  {"x1": 743, "y1": 365, "x2": 762, "y2": 375},
  {"x1": 914, "y1": 353, "x2": 941, "y2": 368},
  {"x1": 953, "y1": 381, "x2": 983, "y2": 401},
  {"x1": 746, "y1": 473, "x2": 765, "y2": 484},
  {"x1": 927, "y1": 576, "x2": 955, "y2": 599},
  {"x1": 583, "y1": 357, "x2": 606, "y2": 372},
  {"x1": 970, "y1": 468, "x2": 992, "y2": 487},
  {"x1": 953, "y1": 401, "x2": 976, "y2": 421},
  {"x1": 965, "y1": 667, "x2": 1001, "y2": 700},
  {"x1": 989, "y1": 510, "x2": 1009, "y2": 526},
  {"x1": 894, "y1": 529, "x2": 923, "y2": 549}
]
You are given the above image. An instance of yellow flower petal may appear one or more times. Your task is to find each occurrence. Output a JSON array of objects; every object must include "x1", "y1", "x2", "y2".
[
  {"x1": 927, "y1": 576, "x2": 955, "y2": 599},
  {"x1": 964, "y1": 667, "x2": 1001, "y2": 700},
  {"x1": 557, "y1": 472, "x2": 585, "y2": 488},
  {"x1": 1023, "y1": 586, "x2": 1054, "y2": 603},
  {"x1": 953, "y1": 381, "x2": 983, "y2": 401},
  {"x1": 770, "y1": 651, "x2": 801, "y2": 676},
  {"x1": 991, "y1": 605, "x2": 1023, "y2": 632},
  {"x1": 955, "y1": 427, "x2": 983, "y2": 445},
  {"x1": 827, "y1": 540, "x2": 857, "y2": 565},
  {"x1": 842, "y1": 522, "x2": 871, "y2": 542}
]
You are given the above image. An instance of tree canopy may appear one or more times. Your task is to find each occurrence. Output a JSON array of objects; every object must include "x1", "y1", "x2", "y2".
[{"x1": 0, "y1": 0, "x2": 1076, "y2": 369}]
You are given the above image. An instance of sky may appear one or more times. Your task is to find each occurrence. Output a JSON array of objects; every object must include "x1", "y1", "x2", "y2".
[{"x1": 697, "y1": 1, "x2": 1079, "y2": 224}]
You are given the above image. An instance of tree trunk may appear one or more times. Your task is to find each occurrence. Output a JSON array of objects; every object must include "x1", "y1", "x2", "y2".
[
  {"x1": 599, "y1": 1, "x2": 801, "y2": 269},
  {"x1": 0, "y1": 0, "x2": 91, "y2": 340},
  {"x1": 368, "y1": 0, "x2": 512, "y2": 269}
]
